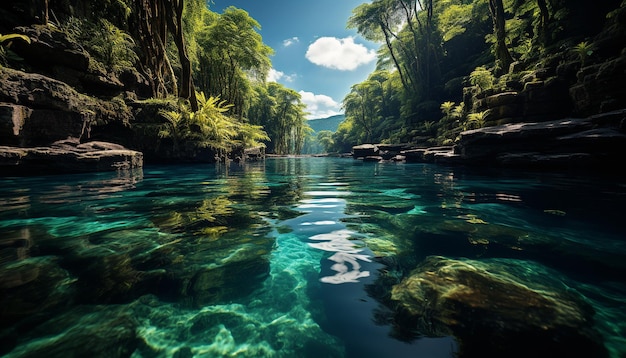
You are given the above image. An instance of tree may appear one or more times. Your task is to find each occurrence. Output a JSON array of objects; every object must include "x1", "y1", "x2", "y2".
[
  {"x1": 132, "y1": 0, "x2": 198, "y2": 110},
  {"x1": 248, "y1": 82, "x2": 309, "y2": 155},
  {"x1": 489, "y1": 0, "x2": 514, "y2": 73},
  {"x1": 164, "y1": 0, "x2": 197, "y2": 110},
  {"x1": 196, "y1": 6, "x2": 272, "y2": 118},
  {"x1": 349, "y1": 1, "x2": 414, "y2": 95},
  {"x1": 317, "y1": 130, "x2": 335, "y2": 153}
]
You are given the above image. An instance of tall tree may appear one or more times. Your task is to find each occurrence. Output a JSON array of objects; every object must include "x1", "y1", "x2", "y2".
[
  {"x1": 164, "y1": 0, "x2": 197, "y2": 110},
  {"x1": 349, "y1": 1, "x2": 414, "y2": 95},
  {"x1": 489, "y1": 0, "x2": 514, "y2": 73},
  {"x1": 132, "y1": 0, "x2": 198, "y2": 110},
  {"x1": 249, "y1": 82, "x2": 309, "y2": 154},
  {"x1": 196, "y1": 6, "x2": 272, "y2": 118}
]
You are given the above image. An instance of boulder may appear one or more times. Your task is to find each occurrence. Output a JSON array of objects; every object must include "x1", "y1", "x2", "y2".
[
  {"x1": 0, "y1": 256, "x2": 74, "y2": 330},
  {"x1": 352, "y1": 144, "x2": 379, "y2": 158},
  {"x1": 12, "y1": 24, "x2": 90, "y2": 73},
  {"x1": 4, "y1": 305, "x2": 140, "y2": 358},
  {"x1": 451, "y1": 110, "x2": 626, "y2": 170},
  {"x1": 0, "y1": 67, "x2": 132, "y2": 127},
  {"x1": 391, "y1": 256, "x2": 608, "y2": 357},
  {"x1": 402, "y1": 148, "x2": 428, "y2": 163},
  {"x1": 0, "y1": 138, "x2": 143, "y2": 175}
]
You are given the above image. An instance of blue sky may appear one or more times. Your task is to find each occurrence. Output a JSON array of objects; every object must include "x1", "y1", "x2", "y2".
[{"x1": 208, "y1": 0, "x2": 379, "y2": 119}]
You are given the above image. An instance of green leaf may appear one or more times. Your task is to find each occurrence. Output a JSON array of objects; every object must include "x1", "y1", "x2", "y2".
[{"x1": 0, "y1": 33, "x2": 31, "y2": 45}]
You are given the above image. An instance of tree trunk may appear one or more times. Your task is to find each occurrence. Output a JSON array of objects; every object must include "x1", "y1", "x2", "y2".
[
  {"x1": 536, "y1": 0, "x2": 551, "y2": 45},
  {"x1": 132, "y1": 0, "x2": 197, "y2": 109},
  {"x1": 489, "y1": 0, "x2": 514, "y2": 73},
  {"x1": 42, "y1": 0, "x2": 48, "y2": 24},
  {"x1": 164, "y1": 0, "x2": 198, "y2": 111}
]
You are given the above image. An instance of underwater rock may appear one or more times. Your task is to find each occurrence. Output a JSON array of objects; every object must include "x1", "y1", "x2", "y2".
[
  {"x1": 391, "y1": 256, "x2": 608, "y2": 357},
  {"x1": 187, "y1": 254, "x2": 270, "y2": 307},
  {"x1": 67, "y1": 249, "x2": 145, "y2": 304},
  {"x1": 4, "y1": 305, "x2": 140, "y2": 358},
  {"x1": 0, "y1": 256, "x2": 74, "y2": 330}
]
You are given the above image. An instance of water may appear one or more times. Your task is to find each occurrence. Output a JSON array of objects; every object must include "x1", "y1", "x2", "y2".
[{"x1": 0, "y1": 157, "x2": 624, "y2": 357}]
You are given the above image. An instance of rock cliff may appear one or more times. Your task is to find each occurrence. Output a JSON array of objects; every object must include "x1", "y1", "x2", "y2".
[{"x1": 352, "y1": 4, "x2": 626, "y2": 174}]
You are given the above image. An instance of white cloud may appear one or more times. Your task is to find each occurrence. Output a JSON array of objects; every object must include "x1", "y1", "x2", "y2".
[
  {"x1": 267, "y1": 68, "x2": 296, "y2": 83},
  {"x1": 305, "y1": 37, "x2": 376, "y2": 71},
  {"x1": 283, "y1": 37, "x2": 299, "y2": 47},
  {"x1": 299, "y1": 90, "x2": 342, "y2": 119}
]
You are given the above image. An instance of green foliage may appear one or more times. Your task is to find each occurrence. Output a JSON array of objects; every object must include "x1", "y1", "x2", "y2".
[
  {"x1": 91, "y1": 19, "x2": 138, "y2": 70},
  {"x1": 238, "y1": 122, "x2": 270, "y2": 149},
  {"x1": 247, "y1": 82, "x2": 308, "y2": 154},
  {"x1": 195, "y1": 6, "x2": 273, "y2": 117},
  {"x1": 465, "y1": 111, "x2": 488, "y2": 130},
  {"x1": 438, "y1": 3, "x2": 474, "y2": 42},
  {"x1": 440, "y1": 101, "x2": 456, "y2": 117},
  {"x1": 188, "y1": 92, "x2": 238, "y2": 152},
  {"x1": 515, "y1": 37, "x2": 534, "y2": 61},
  {"x1": 61, "y1": 17, "x2": 137, "y2": 72},
  {"x1": 0, "y1": 33, "x2": 31, "y2": 67},
  {"x1": 158, "y1": 92, "x2": 269, "y2": 157},
  {"x1": 452, "y1": 103, "x2": 465, "y2": 119},
  {"x1": 0, "y1": 33, "x2": 31, "y2": 45},
  {"x1": 316, "y1": 130, "x2": 335, "y2": 153},
  {"x1": 573, "y1": 41, "x2": 594, "y2": 66},
  {"x1": 469, "y1": 66, "x2": 495, "y2": 90}
]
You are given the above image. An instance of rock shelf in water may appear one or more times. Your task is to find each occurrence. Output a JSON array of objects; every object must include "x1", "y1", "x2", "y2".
[{"x1": 0, "y1": 138, "x2": 142, "y2": 175}]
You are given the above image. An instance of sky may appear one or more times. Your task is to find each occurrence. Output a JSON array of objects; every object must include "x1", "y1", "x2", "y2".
[{"x1": 208, "y1": 0, "x2": 379, "y2": 119}]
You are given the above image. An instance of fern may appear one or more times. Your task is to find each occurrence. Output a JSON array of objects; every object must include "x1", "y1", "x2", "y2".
[
  {"x1": 469, "y1": 67, "x2": 494, "y2": 90},
  {"x1": 465, "y1": 111, "x2": 488, "y2": 130},
  {"x1": 573, "y1": 41, "x2": 594, "y2": 67},
  {"x1": 452, "y1": 103, "x2": 465, "y2": 119}
]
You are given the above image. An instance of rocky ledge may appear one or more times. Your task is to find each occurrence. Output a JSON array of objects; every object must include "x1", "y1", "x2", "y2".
[
  {"x1": 0, "y1": 138, "x2": 142, "y2": 176},
  {"x1": 353, "y1": 109, "x2": 626, "y2": 173}
]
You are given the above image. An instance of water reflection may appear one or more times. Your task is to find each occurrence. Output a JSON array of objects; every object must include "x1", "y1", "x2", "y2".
[
  {"x1": 296, "y1": 184, "x2": 372, "y2": 285},
  {"x1": 309, "y1": 229, "x2": 372, "y2": 284},
  {"x1": 1, "y1": 158, "x2": 624, "y2": 358}
]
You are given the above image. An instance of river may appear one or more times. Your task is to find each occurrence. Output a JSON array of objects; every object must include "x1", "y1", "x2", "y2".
[{"x1": 1, "y1": 157, "x2": 624, "y2": 357}]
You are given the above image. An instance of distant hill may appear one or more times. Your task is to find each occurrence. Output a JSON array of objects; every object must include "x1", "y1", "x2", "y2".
[
  {"x1": 301, "y1": 114, "x2": 345, "y2": 154},
  {"x1": 307, "y1": 114, "x2": 345, "y2": 133}
]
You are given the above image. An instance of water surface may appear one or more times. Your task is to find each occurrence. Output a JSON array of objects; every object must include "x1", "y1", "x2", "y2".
[{"x1": 0, "y1": 157, "x2": 624, "y2": 357}]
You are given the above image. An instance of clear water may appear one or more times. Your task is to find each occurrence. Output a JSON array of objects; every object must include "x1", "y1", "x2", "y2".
[{"x1": 0, "y1": 157, "x2": 624, "y2": 357}]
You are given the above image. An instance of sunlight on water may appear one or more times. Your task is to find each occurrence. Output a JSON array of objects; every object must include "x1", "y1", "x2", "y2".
[
  {"x1": 309, "y1": 229, "x2": 372, "y2": 284},
  {"x1": 1, "y1": 158, "x2": 625, "y2": 358}
]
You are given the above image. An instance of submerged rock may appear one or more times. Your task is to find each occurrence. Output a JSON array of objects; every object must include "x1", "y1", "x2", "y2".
[
  {"x1": 0, "y1": 256, "x2": 75, "y2": 331},
  {"x1": 391, "y1": 256, "x2": 608, "y2": 357},
  {"x1": 4, "y1": 305, "x2": 140, "y2": 358}
]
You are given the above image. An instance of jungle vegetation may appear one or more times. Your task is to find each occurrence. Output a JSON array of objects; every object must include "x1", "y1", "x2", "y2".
[
  {"x1": 19, "y1": 0, "x2": 309, "y2": 156},
  {"x1": 5, "y1": 0, "x2": 622, "y2": 156},
  {"x1": 328, "y1": 0, "x2": 623, "y2": 153}
]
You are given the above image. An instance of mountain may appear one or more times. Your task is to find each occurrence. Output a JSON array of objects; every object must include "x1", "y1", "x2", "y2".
[
  {"x1": 301, "y1": 114, "x2": 345, "y2": 154},
  {"x1": 307, "y1": 114, "x2": 345, "y2": 133}
]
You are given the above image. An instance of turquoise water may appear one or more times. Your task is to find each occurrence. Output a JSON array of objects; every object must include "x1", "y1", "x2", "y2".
[{"x1": 0, "y1": 157, "x2": 624, "y2": 357}]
